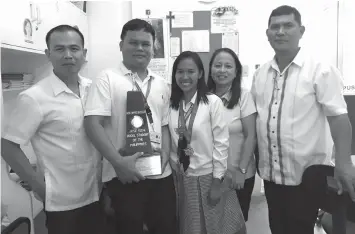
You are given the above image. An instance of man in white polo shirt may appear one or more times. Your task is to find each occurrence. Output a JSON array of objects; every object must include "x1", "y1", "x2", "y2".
[
  {"x1": 84, "y1": 19, "x2": 177, "y2": 234},
  {"x1": 251, "y1": 5, "x2": 354, "y2": 234},
  {"x1": 1, "y1": 25, "x2": 102, "y2": 234}
]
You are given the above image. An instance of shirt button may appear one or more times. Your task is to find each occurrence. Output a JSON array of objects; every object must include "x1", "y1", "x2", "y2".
[
  {"x1": 272, "y1": 131, "x2": 275, "y2": 133},
  {"x1": 273, "y1": 116, "x2": 276, "y2": 119},
  {"x1": 273, "y1": 145, "x2": 276, "y2": 148},
  {"x1": 275, "y1": 102, "x2": 278, "y2": 105},
  {"x1": 274, "y1": 159, "x2": 277, "y2": 162}
]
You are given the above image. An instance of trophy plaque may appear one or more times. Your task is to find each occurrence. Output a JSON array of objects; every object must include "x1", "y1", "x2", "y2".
[{"x1": 123, "y1": 91, "x2": 162, "y2": 176}]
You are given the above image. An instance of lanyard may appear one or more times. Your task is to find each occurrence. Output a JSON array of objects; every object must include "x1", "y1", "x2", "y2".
[
  {"x1": 183, "y1": 104, "x2": 194, "y2": 122},
  {"x1": 134, "y1": 78, "x2": 151, "y2": 101},
  {"x1": 178, "y1": 97, "x2": 199, "y2": 143},
  {"x1": 131, "y1": 74, "x2": 154, "y2": 129}
]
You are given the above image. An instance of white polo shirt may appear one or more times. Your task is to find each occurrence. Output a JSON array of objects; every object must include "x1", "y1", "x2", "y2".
[
  {"x1": 251, "y1": 48, "x2": 348, "y2": 186},
  {"x1": 168, "y1": 92, "x2": 229, "y2": 179},
  {"x1": 3, "y1": 73, "x2": 102, "y2": 211},
  {"x1": 222, "y1": 89, "x2": 257, "y2": 179},
  {"x1": 84, "y1": 62, "x2": 172, "y2": 182}
]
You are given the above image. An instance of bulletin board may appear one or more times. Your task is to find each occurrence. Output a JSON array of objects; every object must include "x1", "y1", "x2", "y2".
[{"x1": 169, "y1": 10, "x2": 238, "y2": 80}]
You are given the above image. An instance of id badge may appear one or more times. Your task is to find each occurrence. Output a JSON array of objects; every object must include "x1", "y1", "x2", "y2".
[{"x1": 150, "y1": 131, "x2": 161, "y2": 145}]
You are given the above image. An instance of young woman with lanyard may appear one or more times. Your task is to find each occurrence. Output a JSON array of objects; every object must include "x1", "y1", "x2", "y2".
[{"x1": 168, "y1": 51, "x2": 246, "y2": 234}]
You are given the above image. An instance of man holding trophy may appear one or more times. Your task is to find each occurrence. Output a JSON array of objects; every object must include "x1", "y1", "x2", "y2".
[{"x1": 84, "y1": 19, "x2": 177, "y2": 234}]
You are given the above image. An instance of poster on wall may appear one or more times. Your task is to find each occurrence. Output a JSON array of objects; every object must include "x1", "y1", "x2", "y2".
[
  {"x1": 211, "y1": 6, "x2": 239, "y2": 33},
  {"x1": 144, "y1": 18, "x2": 165, "y2": 58},
  {"x1": 222, "y1": 32, "x2": 239, "y2": 55},
  {"x1": 142, "y1": 18, "x2": 169, "y2": 81}
]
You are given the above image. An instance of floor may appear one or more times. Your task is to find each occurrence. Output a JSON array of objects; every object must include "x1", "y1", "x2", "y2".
[
  {"x1": 33, "y1": 175, "x2": 328, "y2": 234},
  {"x1": 246, "y1": 194, "x2": 271, "y2": 234}
]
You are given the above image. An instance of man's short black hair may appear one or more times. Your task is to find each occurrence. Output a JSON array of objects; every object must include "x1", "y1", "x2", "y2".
[
  {"x1": 120, "y1": 19, "x2": 155, "y2": 42},
  {"x1": 268, "y1": 5, "x2": 302, "y2": 26},
  {"x1": 45, "y1": 25, "x2": 85, "y2": 48}
]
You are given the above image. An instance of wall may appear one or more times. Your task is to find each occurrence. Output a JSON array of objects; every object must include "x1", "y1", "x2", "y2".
[
  {"x1": 85, "y1": 1, "x2": 132, "y2": 79},
  {"x1": 132, "y1": 0, "x2": 338, "y2": 89},
  {"x1": 132, "y1": 0, "x2": 338, "y2": 65},
  {"x1": 339, "y1": 0, "x2": 355, "y2": 154},
  {"x1": 339, "y1": 0, "x2": 355, "y2": 94}
]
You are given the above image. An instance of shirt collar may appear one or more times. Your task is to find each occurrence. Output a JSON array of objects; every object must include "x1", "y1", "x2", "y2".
[
  {"x1": 220, "y1": 88, "x2": 232, "y2": 101},
  {"x1": 50, "y1": 71, "x2": 91, "y2": 96},
  {"x1": 183, "y1": 91, "x2": 197, "y2": 110},
  {"x1": 190, "y1": 91, "x2": 197, "y2": 104},
  {"x1": 270, "y1": 47, "x2": 305, "y2": 73},
  {"x1": 119, "y1": 62, "x2": 154, "y2": 82}
]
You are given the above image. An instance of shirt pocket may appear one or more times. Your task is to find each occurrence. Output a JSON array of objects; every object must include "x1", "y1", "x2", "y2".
[
  {"x1": 291, "y1": 76, "x2": 316, "y2": 113},
  {"x1": 44, "y1": 111, "x2": 70, "y2": 133},
  {"x1": 44, "y1": 98, "x2": 83, "y2": 133}
]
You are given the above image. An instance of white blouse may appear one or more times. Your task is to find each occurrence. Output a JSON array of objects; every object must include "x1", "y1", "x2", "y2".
[
  {"x1": 168, "y1": 92, "x2": 229, "y2": 179},
  {"x1": 222, "y1": 89, "x2": 257, "y2": 179}
]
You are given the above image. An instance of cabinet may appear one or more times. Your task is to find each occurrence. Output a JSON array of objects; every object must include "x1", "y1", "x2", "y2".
[
  {"x1": 0, "y1": 1, "x2": 57, "y2": 53},
  {"x1": 0, "y1": 1, "x2": 88, "y2": 53},
  {"x1": 56, "y1": 1, "x2": 89, "y2": 46},
  {"x1": 0, "y1": 1, "x2": 36, "y2": 52},
  {"x1": 1, "y1": 1, "x2": 89, "y2": 92}
]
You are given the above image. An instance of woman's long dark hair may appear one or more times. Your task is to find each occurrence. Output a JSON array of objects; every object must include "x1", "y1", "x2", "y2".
[
  {"x1": 207, "y1": 48, "x2": 242, "y2": 109},
  {"x1": 170, "y1": 51, "x2": 209, "y2": 110}
]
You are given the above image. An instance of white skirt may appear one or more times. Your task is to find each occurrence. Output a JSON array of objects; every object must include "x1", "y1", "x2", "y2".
[{"x1": 172, "y1": 162, "x2": 246, "y2": 234}]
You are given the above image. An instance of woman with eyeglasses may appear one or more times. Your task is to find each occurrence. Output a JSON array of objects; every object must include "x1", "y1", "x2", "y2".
[
  {"x1": 207, "y1": 48, "x2": 257, "y2": 223},
  {"x1": 168, "y1": 51, "x2": 246, "y2": 234}
]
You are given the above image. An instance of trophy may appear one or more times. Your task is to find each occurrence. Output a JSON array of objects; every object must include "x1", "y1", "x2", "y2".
[{"x1": 122, "y1": 91, "x2": 162, "y2": 176}]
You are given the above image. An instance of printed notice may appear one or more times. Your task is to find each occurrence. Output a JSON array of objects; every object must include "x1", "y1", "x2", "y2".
[
  {"x1": 170, "y1": 37, "x2": 180, "y2": 57},
  {"x1": 148, "y1": 58, "x2": 167, "y2": 80},
  {"x1": 172, "y1": 12, "x2": 193, "y2": 28},
  {"x1": 182, "y1": 30, "x2": 210, "y2": 53},
  {"x1": 211, "y1": 6, "x2": 239, "y2": 33},
  {"x1": 222, "y1": 32, "x2": 239, "y2": 55}
]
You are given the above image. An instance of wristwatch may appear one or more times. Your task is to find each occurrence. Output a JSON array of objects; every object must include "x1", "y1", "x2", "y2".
[
  {"x1": 214, "y1": 176, "x2": 224, "y2": 182},
  {"x1": 238, "y1": 167, "x2": 247, "y2": 174}
]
